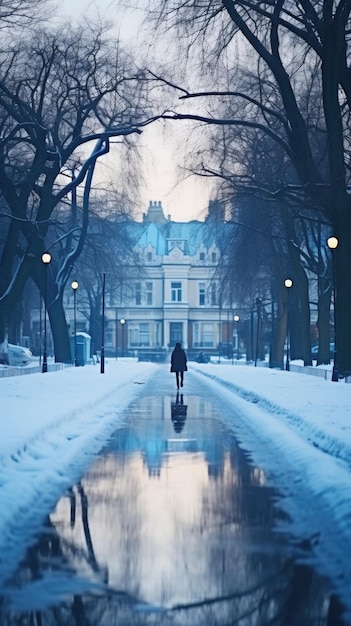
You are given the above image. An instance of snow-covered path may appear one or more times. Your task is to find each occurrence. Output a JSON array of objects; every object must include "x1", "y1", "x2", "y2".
[
  {"x1": 0, "y1": 361, "x2": 157, "y2": 587},
  {"x1": 191, "y1": 365, "x2": 351, "y2": 617},
  {"x1": 1, "y1": 360, "x2": 351, "y2": 618}
]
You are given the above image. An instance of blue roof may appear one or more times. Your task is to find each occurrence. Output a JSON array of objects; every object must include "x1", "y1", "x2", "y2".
[
  {"x1": 135, "y1": 220, "x2": 215, "y2": 257},
  {"x1": 137, "y1": 222, "x2": 167, "y2": 255}
]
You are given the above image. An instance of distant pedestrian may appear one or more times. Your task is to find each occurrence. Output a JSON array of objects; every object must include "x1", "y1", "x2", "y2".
[{"x1": 170, "y1": 342, "x2": 187, "y2": 389}]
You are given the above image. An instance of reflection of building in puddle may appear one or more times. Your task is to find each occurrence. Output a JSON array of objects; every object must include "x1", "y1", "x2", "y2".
[
  {"x1": 171, "y1": 392, "x2": 188, "y2": 433},
  {"x1": 44, "y1": 433, "x2": 337, "y2": 625},
  {"x1": 136, "y1": 394, "x2": 211, "y2": 420}
]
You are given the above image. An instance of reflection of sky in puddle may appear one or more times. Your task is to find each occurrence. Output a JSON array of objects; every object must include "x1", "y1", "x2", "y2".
[
  {"x1": 48, "y1": 394, "x2": 293, "y2": 610},
  {"x1": 1, "y1": 389, "x2": 345, "y2": 624}
]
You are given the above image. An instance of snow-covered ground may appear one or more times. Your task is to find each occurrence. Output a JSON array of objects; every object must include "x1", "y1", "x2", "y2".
[{"x1": 1, "y1": 358, "x2": 351, "y2": 617}]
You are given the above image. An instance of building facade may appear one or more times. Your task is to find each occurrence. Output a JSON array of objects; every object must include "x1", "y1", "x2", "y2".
[{"x1": 65, "y1": 200, "x2": 238, "y2": 361}]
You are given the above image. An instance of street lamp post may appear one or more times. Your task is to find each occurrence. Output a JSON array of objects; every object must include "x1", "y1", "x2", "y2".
[
  {"x1": 120, "y1": 318, "x2": 126, "y2": 356},
  {"x1": 233, "y1": 315, "x2": 240, "y2": 364},
  {"x1": 218, "y1": 306, "x2": 221, "y2": 364},
  {"x1": 284, "y1": 278, "x2": 293, "y2": 371},
  {"x1": 41, "y1": 252, "x2": 52, "y2": 373},
  {"x1": 39, "y1": 291, "x2": 42, "y2": 367},
  {"x1": 115, "y1": 308, "x2": 118, "y2": 360},
  {"x1": 327, "y1": 236, "x2": 339, "y2": 382},
  {"x1": 254, "y1": 298, "x2": 262, "y2": 367},
  {"x1": 100, "y1": 272, "x2": 106, "y2": 374},
  {"x1": 71, "y1": 280, "x2": 79, "y2": 366},
  {"x1": 250, "y1": 309, "x2": 254, "y2": 362}
]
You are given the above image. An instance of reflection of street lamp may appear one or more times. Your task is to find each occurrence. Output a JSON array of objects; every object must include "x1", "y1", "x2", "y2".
[
  {"x1": 284, "y1": 278, "x2": 293, "y2": 371},
  {"x1": 120, "y1": 318, "x2": 126, "y2": 356},
  {"x1": 71, "y1": 280, "x2": 79, "y2": 366},
  {"x1": 100, "y1": 272, "x2": 106, "y2": 374},
  {"x1": 327, "y1": 236, "x2": 339, "y2": 382},
  {"x1": 41, "y1": 252, "x2": 52, "y2": 373}
]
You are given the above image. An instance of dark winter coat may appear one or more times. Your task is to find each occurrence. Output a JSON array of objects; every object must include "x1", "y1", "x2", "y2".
[{"x1": 170, "y1": 344, "x2": 188, "y2": 372}]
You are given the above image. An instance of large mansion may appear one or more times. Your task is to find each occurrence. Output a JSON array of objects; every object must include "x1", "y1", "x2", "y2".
[{"x1": 33, "y1": 200, "x2": 238, "y2": 362}]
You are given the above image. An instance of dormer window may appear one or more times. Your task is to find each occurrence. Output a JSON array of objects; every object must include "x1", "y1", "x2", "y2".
[
  {"x1": 211, "y1": 252, "x2": 217, "y2": 262},
  {"x1": 168, "y1": 239, "x2": 185, "y2": 253},
  {"x1": 147, "y1": 251, "x2": 152, "y2": 262},
  {"x1": 199, "y1": 252, "x2": 205, "y2": 261}
]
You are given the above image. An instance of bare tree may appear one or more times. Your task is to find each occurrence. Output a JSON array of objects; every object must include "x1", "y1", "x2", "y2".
[
  {"x1": 185, "y1": 103, "x2": 321, "y2": 366},
  {"x1": 145, "y1": 0, "x2": 351, "y2": 374},
  {"x1": 70, "y1": 203, "x2": 143, "y2": 355},
  {"x1": 0, "y1": 22, "x2": 155, "y2": 362},
  {"x1": 0, "y1": 0, "x2": 52, "y2": 28}
]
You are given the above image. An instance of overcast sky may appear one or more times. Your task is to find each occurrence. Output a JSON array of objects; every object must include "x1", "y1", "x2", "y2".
[{"x1": 55, "y1": 0, "x2": 214, "y2": 222}]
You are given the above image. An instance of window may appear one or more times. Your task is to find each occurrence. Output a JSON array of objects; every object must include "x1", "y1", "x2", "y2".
[
  {"x1": 130, "y1": 328, "x2": 139, "y2": 347},
  {"x1": 199, "y1": 252, "x2": 205, "y2": 261},
  {"x1": 199, "y1": 282, "x2": 205, "y2": 306},
  {"x1": 211, "y1": 252, "x2": 217, "y2": 262},
  {"x1": 171, "y1": 282, "x2": 182, "y2": 302},
  {"x1": 203, "y1": 324, "x2": 214, "y2": 346},
  {"x1": 211, "y1": 283, "x2": 217, "y2": 305},
  {"x1": 146, "y1": 282, "x2": 153, "y2": 305},
  {"x1": 193, "y1": 322, "x2": 214, "y2": 347},
  {"x1": 139, "y1": 323, "x2": 150, "y2": 346},
  {"x1": 135, "y1": 282, "x2": 141, "y2": 305},
  {"x1": 155, "y1": 322, "x2": 161, "y2": 346},
  {"x1": 170, "y1": 322, "x2": 183, "y2": 345},
  {"x1": 169, "y1": 239, "x2": 185, "y2": 252},
  {"x1": 193, "y1": 323, "x2": 200, "y2": 346},
  {"x1": 147, "y1": 251, "x2": 152, "y2": 262}
]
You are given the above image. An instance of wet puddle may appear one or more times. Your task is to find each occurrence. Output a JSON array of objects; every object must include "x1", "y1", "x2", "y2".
[{"x1": 0, "y1": 374, "x2": 348, "y2": 625}]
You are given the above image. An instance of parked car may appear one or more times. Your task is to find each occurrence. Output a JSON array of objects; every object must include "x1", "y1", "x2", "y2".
[
  {"x1": 195, "y1": 352, "x2": 210, "y2": 363},
  {"x1": 217, "y1": 342, "x2": 233, "y2": 358},
  {"x1": 0, "y1": 343, "x2": 33, "y2": 366}
]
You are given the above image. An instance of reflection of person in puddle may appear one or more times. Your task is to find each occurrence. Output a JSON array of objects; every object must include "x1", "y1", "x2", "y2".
[
  {"x1": 170, "y1": 342, "x2": 187, "y2": 389},
  {"x1": 176, "y1": 392, "x2": 185, "y2": 407},
  {"x1": 171, "y1": 392, "x2": 188, "y2": 433}
]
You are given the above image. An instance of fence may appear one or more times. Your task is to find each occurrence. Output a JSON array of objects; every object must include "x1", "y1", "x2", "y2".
[{"x1": 0, "y1": 362, "x2": 72, "y2": 378}]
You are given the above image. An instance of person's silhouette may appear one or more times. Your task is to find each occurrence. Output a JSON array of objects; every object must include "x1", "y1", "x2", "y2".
[
  {"x1": 170, "y1": 343, "x2": 187, "y2": 389},
  {"x1": 171, "y1": 392, "x2": 188, "y2": 433}
]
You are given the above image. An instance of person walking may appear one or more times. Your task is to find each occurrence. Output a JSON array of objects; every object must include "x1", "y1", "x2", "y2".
[{"x1": 170, "y1": 342, "x2": 187, "y2": 389}]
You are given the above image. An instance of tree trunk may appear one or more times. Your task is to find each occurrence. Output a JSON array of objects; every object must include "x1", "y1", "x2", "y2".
[
  {"x1": 48, "y1": 296, "x2": 72, "y2": 363},
  {"x1": 89, "y1": 300, "x2": 102, "y2": 357},
  {"x1": 291, "y1": 265, "x2": 312, "y2": 366},
  {"x1": 322, "y1": 12, "x2": 351, "y2": 376},
  {"x1": 334, "y1": 211, "x2": 351, "y2": 376},
  {"x1": 316, "y1": 276, "x2": 332, "y2": 365},
  {"x1": 270, "y1": 283, "x2": 286, "y2": 369},
  {"x1": 33, "y1": 267, "x2": 72, "y2": 364}
]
